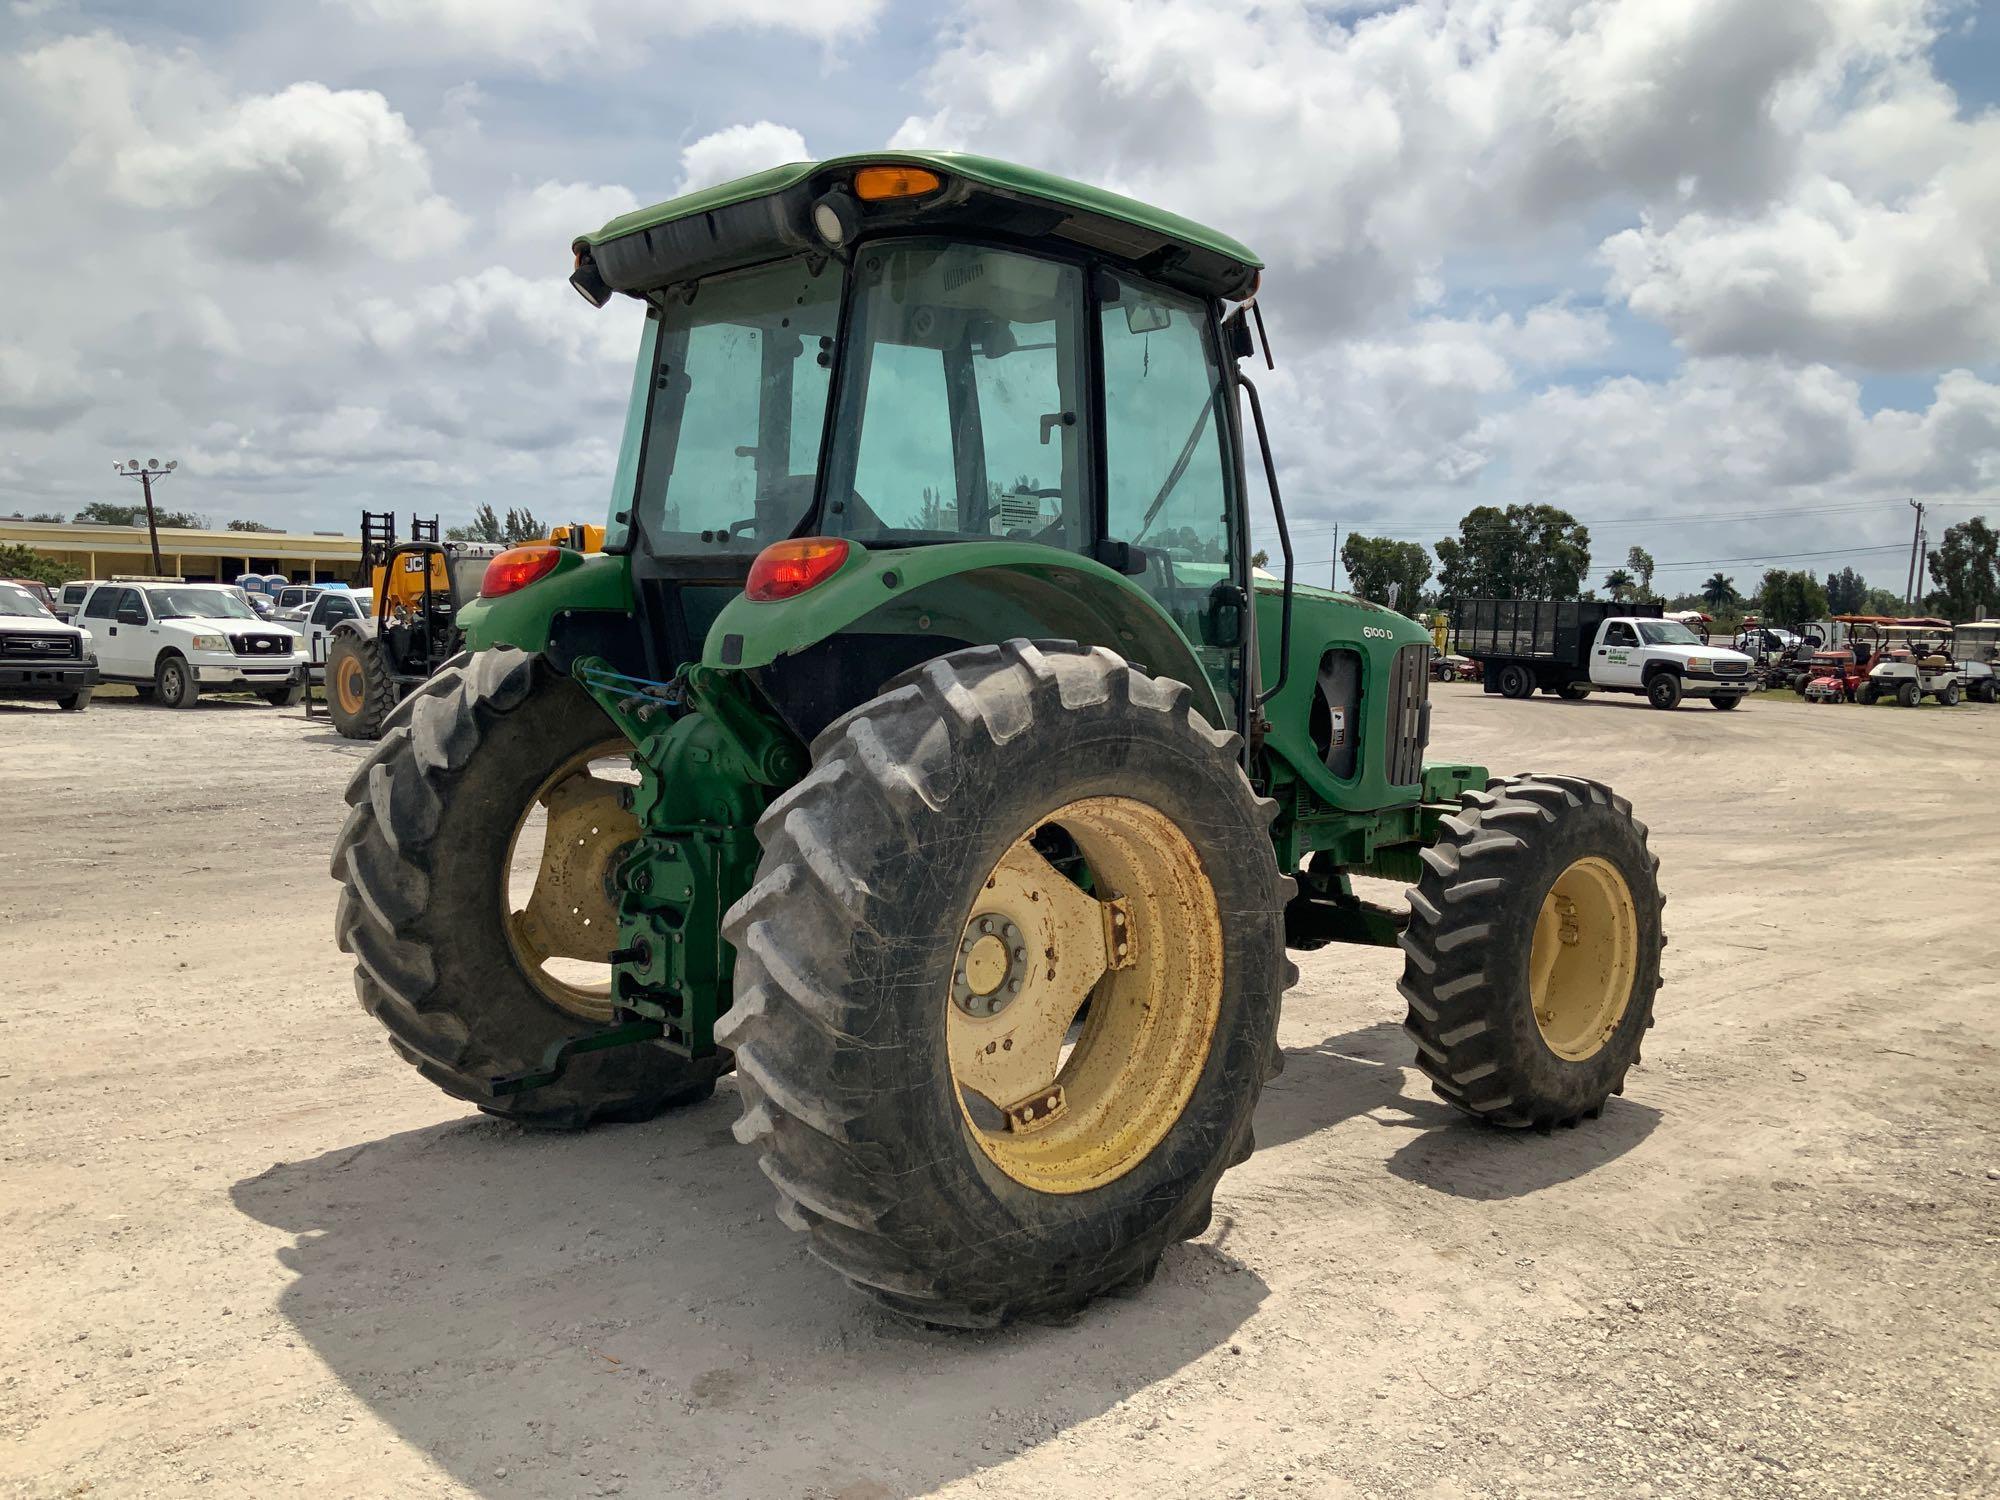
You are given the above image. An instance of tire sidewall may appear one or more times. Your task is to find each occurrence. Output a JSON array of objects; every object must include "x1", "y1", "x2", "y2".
[
  {"x1": 1473, "y1": 801, "x2": 1661, "y2": 1116},
  {"x1": 156, "y1": 653, "x2": 195, "y2": 708},
  {"x1": 1500, "y1": 663, "x2": 1533, "y2": 699},
  {"x1": 833, "y1": 684, "x2": 1282, "y2": 1291},
  {"x1": 1647, "y1": 672, "x2": 1681, "y2": 710}
]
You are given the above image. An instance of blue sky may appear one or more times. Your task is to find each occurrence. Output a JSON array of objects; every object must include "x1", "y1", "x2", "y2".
[{"x1": 1, "y1": 0, "x2": 1994, "y2": 602}]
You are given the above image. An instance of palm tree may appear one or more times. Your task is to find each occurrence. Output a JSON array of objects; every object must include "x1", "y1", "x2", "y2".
[
  {"x1": 1602, "y1": 568, "x2": 1635, "y2": 602},
  {"x1": 1702, "y1": 572, "x2": 1739, "y2": 611}
]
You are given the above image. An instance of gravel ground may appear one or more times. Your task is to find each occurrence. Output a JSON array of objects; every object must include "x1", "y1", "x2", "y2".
[{"x1": 1, "y1": 681, "x2": 1995, "y2": 1499}]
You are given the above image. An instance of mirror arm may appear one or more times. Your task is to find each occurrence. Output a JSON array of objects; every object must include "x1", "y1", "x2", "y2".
[{"x1": 1238, "y1": 373, "x2": 1293, "y2": 706}]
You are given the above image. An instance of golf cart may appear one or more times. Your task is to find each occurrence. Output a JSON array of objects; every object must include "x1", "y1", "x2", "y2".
[
  {"x1": 1954, "y1": 620, "x2": 1998, "y2": 704},
  {"x1": 1850, "y1": 617, "x2": 1961, "y2": 707}
]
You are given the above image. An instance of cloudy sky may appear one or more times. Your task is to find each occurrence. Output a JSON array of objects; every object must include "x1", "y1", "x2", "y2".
[{"x1": 2, "y1": 0, "x2": 1995, "y2": 598}]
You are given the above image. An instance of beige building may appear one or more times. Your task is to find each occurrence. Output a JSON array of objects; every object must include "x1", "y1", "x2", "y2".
[{"x1": 0, "y1": 518, "x2": 365, "y2": 585}]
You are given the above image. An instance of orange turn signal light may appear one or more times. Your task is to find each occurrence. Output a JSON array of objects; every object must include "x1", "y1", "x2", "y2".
[
  {"x1": 746, "y1": 537, "x2": 850, "y2": 602},
  {"x1": 853, "y1": 165, "x2": 943, "y2": 202},
  {"x1": 480, "y1": 545, "x2": 563, "y2": 598}
]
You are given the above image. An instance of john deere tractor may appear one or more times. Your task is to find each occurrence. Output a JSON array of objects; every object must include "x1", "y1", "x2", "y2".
[{"x1": 332, "y1": 154, "x2": 1663, "y2": 1327}]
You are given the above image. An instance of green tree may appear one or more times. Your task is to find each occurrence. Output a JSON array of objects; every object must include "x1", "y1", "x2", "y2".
[
  {"x1": 1625, "y1": 546, "x2": 1656, "y2": 601},
  {"x1": 1860, "y1": 587, "x2": 1904, "y2": 616},
  {"x1": 448, "y1": 504, "x2": 505, "y2": 543},
  {"x1": 1340, "y1": 532, "x2": 1433, "y2": 615},
  {"x1": 1924, "y1": 517, "x2": 1998, "y2": 622},
  {"x1": 1701, "y1": 572, "x2": 1739, "y2": 611},
  {"x1": 226, "y1": 519, "x2": 281, "y2": 533},
  {"x1": 1602, "y1": 567, "x2": 1635, "y2": 602},
  {"x1": 1434, "y1": 503, "x2": 1591, "y2": 602},
  {"x1": 1248, "y1": 547, "x2": 1269, "y2": 570},
  {"x1": 1756, "y1": 569, "x2": 1829, "y2": 628},
  {"x1": 0, "y1": 543, "x2": 81, "y2": 587},
  {"x1": 74, "y1": 500, "x2": 206, "y2": 529},
  {"x1": 1824, "y1": 566, "x2": 1867, "y2": 615},
  {"x1": 502, "y1": 507, "x2": 547, "y2": 544}
]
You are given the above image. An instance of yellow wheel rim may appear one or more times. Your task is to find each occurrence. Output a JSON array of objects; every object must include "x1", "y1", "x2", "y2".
[
  {"x1": 1529, "y1": 856, "x2": 1639, "y2": 1061},
  {"x1": 499, "y1": 739, "x2": 641, "y2": 1023},
  {"x1": 946, "y1": 796, "x2": 1223, "y2": 1195},
  {"x1": 334, "y1": 653, "x2": 365, "y2": 716}
]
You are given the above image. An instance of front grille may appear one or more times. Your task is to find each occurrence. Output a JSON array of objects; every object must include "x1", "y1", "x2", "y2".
[
  {"x1": 1, "y1": 632, "x2": 80, "y2": 660},
  {"x1": 1715, "y1": 659, "x2": 1749, "y2": 677},
  {"x1": 1383, "y1": 644, "x2": 1432, "y2": 787},
  {"x1": 227, "y1": 633, "x2": 293, "y2": 656}
]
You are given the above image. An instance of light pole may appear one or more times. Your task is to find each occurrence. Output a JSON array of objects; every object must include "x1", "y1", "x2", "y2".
[{"x1": 112, "y1": 458, "x2": 177, "y2": 575}]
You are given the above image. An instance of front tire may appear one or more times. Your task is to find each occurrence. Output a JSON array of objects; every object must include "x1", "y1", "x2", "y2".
[
  {"x1": 718, "y1": 641, "x2": 1291, "y2": 1327},
  {"x1": 155, "y1": 653, "x2": 198, "y2": 709},
  {"x1": 1646, "y1": 673, "x2": 1682, "y2": 711},
  {"x1": 1858, "y1": 682, "x2": 1879, "y2": 705},
  {"x1": 331, "y1": 649, "x2": 727, "y2": 1128},
  {"x1": 326, "y1": 632, "x2": 397, "y2": 739},
  {"x1": 57, "y1": 688, "x2": 91, "y2": 711},
  {"x1": 1896, "y1": 680, "x2": 1921, "y2": 708},
  {"x1": 1710, "y1": 693, "x2": 1741, "y2": 710},
  {"x1": 261, "y1": 680, "x2": 306, "y2": 708},
  {"x1": 1400, "y1": 776, "x2": 1664, "y2": 1129},
  {"x1": 1938, "y1": 683, "x2": 1960, "y2": 707}
]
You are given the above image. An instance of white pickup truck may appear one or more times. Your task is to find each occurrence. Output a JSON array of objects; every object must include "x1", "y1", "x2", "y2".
[
  {"x1": 76, "y1": 581, "x2": 306, "y2": 707},
  {"x1": 1460, "y1": 600, "x2": 1757, "y2": 710}
]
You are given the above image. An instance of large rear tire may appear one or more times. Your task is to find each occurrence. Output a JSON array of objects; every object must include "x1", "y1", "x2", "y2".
[
  {"x1": 1496, "y1": 662, "x2": 1535, "y2": 700},
  {"x1": 327, "y1": 632, "x2": 398, "y2": 740},
  {"x1": 718, "y1": 640, "x2": 1292, "y2": 1326},
  {"x1": 1400, "y1": 775, "x2": 1664, "y2": 1129},
  {"x1": 331, "y1": 649, "x2": 728, "y2": 1128}
]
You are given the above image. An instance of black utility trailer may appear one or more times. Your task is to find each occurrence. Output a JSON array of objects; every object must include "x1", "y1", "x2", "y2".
[{"x1": 1454, "y1": 598, "x2": 1664, "y2": 700}]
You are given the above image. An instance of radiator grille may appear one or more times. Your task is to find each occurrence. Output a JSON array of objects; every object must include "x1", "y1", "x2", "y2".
[
  {"x1": 1383, "y1": 644, "x2": 1432, "y2": 787},
  {"x1": 227, "y1": 633, "x2": 294, "y2": 657},
  {"x1": 0, "y1": 632, "x2": 81, "y2": 660}
]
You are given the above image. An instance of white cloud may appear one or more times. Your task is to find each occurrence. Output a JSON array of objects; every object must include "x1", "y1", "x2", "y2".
[
  {"x1": 21, "y1": 33, "x2": 464, "y2": 262},
  {"x1": 501, "y1": 180, "x2": 641, "y2": 249},
  {"x1": 677, "y1": 122, "x2": 810, "y2": 193},
  {"x1": 334, "y1": 0, "x2": 886, "y2": 72},
  {"x1": 356, "y1": 266, "x2": 637, "y2": 366}
]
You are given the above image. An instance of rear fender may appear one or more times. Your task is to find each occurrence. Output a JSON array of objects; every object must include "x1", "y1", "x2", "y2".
[{"x1": 701, "y1": 540, "x2": 1223, "y2": 738}]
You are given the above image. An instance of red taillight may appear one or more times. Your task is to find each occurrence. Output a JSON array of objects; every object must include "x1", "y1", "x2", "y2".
[
  {"x1": 480, "y1": 545, "x2": 562, "y2": 598},
  {"x1": 746, "y1": 537, "x2": 850, "y2": 601}
]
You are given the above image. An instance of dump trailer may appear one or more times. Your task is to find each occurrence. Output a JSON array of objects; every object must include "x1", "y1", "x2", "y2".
[
  {"x1": 331, "y1": 153, "x2": 1668, "y2": 1328},
  {"x1": 1456, "y1": 597, "x2": 1752, "y2": 710}
]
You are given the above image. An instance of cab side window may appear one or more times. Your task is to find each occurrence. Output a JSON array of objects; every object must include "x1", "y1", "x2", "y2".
[
  {"x1": 1605, "y1": 622, "x2": 1638, "y2": 647},
  {"x1": 82, "y1": 588, "x2": 120, "y2": 620}
]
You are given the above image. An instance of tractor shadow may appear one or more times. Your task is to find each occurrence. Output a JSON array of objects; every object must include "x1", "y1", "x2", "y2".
[
  {"x1": 231, "y1": 1082, "x2": 1268, "y2": 1500},
  {"x1": 1262, "y1": 1021, "x2": 1662, "y2": 1200}
]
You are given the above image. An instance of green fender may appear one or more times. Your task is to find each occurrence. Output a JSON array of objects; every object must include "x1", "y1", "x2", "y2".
[
  {"x1": 456, "y1": 551, "x2": 633, "y2": 654},
  {"x1": 701, "y1": 540, "x2": 1226, "y2": 723}
]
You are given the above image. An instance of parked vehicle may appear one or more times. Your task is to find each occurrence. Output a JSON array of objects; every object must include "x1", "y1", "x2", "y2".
[
  {"x1": 76, "y1": 581, "x2": 305, "y2": 707},
  {"x1": 297, "y1": 588, "x2": 373, "y2": 678},
  {"x1": 1456, "y1": 598, "x2": 1755, "y2": 709},
  {"x1": 1954, "y1": 620, "x2": 1998, "y2": 704},
  {"x1": 272, "y1": 582, "x2": 349, "y2": 618},
  {"x1": 50, "y1": 578, "x2": 104, "y2": 623},
  {"x1": 1790, "y1": 646, "x2": 1869, "y2": 702},
  {"x1": 1839, "y1": 617, "x2": 1960, "y2": 707},
  {"x1": 0, "y1": 580, "x2": 96, "y2": 710},
  {"x1": 325, "y1": 513, "x2": 599, "y2": 739}
]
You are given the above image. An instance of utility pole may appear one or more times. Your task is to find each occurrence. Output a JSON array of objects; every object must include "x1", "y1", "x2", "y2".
[
  {"x1": 113, "y1": 457, "x2": 179, "y2": 575},
  {"x1": 1903, "y1": 498, "x2": 1925, "y2": 611},
  {"x1": 1331, "y1": 523, "x2": 1340, "y2": 592}
]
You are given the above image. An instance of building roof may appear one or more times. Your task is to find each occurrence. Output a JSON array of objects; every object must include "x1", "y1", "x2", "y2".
[{"x1": 0, "y1": 517, "x2": 361, "y2": 563}]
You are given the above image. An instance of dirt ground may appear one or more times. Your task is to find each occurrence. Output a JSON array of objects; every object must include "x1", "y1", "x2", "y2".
[{"x1": 2, "y1": 682, "x2": 1995, "y2": 1500}]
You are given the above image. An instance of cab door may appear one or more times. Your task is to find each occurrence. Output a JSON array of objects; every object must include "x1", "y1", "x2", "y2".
[
  {"x1": 1098, "y1": 274, "x2": 1243, "y2": 712},
  {"x1": 1594, "y1": 620, "x2": 1644, "y2": 688}
]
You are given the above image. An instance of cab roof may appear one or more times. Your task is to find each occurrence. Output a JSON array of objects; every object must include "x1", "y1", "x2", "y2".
[{"x1": 576, "y1": 151, "x2": 1263, "y2": 304}]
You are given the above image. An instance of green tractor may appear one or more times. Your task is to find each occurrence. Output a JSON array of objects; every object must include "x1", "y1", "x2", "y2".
[{"x1": 332, "y1": 154, "x2": 1664, "y2": 1327}]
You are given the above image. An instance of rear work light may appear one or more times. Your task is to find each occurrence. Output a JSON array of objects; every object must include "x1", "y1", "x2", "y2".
[
  {"x1": 481, "y1": 545, "x2": 563, "y2": 598},
  {"x1": 853, "y1": 165, "x2": 943, "y2": 201},
  {"x1": 746, "y1": 538, "x2": 850, "y2": 601}
]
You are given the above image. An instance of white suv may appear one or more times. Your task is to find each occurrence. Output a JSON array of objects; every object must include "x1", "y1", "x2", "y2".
[{"x1": 77, "y1": 582, "x2": 306, "y2": 708}]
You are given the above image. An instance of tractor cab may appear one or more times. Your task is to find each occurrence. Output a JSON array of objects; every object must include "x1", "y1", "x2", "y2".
[{"x1": 540, "y1": 154, "x2": 1275, "y2": 747}]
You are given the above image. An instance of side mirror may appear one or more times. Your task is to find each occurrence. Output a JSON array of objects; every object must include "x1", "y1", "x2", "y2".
[
  {"x1": 1092, "y1": 538, "x2": 1149, "y2": 577},
  {"x1": 1221, "y1": 307, "x2": 1254, "y2": 362},
  {"x1": 1124, "y1": 302, "x2": 1172, "y2": 335},
  {"x1": 117, "y1": 606, "x2": 144, "y2": 625},
  {"x1": 1205, "y1": 581, "x2": 1247, "y2": 648}
]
